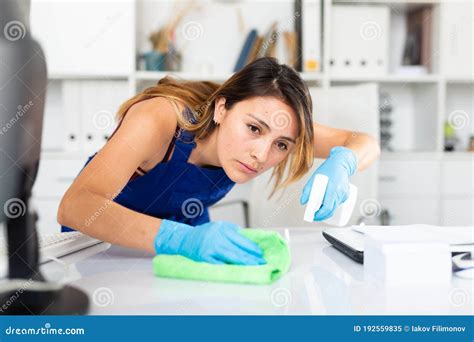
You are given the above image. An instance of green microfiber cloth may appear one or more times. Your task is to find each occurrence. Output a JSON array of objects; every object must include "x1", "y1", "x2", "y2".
[{"x1": 152, "y1": 229, "x2": 291, "y2": 285}]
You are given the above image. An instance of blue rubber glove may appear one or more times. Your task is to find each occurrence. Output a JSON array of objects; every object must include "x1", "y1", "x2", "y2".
[
  {"x1": 154, "y1": 220, "x2": 267, "y2": 265},
  {"x1": 300, "y1": 146, "x2": 358, "y2": 221}
]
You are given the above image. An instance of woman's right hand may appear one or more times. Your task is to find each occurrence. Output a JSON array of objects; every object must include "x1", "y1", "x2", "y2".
[{"x1": 154, "y1": 220, "x2": 267, "y2": 265}]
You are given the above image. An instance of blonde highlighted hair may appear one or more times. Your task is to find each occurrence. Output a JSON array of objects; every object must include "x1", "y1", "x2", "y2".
[{"x1": 117, "y1": 57, "x2": 314, "y2": 197}]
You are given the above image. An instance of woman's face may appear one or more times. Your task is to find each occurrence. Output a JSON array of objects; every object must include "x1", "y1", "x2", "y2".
[{"x1": 214, "y1": 96, "x2": 299, "y2": 184}]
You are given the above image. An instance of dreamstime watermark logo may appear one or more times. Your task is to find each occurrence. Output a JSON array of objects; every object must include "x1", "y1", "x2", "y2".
[
  {"x1": 448, "y1": 110, "x2": 470, "y2": 130},
  {"x1": 270, "y1": 110, "x2": 292, "y2": 130},
  {"x1": 176, "y1": 298, "x2": 194, "y2": 314},
  {"x1": 4, "y1": 322, "x2": 85, "y2": 335},
  {"x1": 270, "y1": 287, "x2": 292, "y2": 307},
  {"x1": 260, "y1": 12, "x2": 300, "y2": 52},
  {"x1": 93, "y1": 287, "x2": 114, "y2": 307},
  {"x1": 261, "y1": 189, "x2": 299, "y2": 228},
  {"x1": 0, "y1": 101, "x2": 35, "y2": 136},
  {"x1": 359, "y1": 198, "x2": 381, "y2": 218},
  {"x1": 359, "y1": 21, "x2": 381, "y2": 41},
  {"x1": 379, "y1": 98, "x2": 391, "y2": 112},
  {"x1": 0, "y1": 278, "x2": 33, "y2": 313},
  {"x1": 4, "y1": 20, "x2": 26, "y2": 41},
  {"x1": 193, "y1": 102, "x2": 210, "y2": 118},
  {"x1": 4, "y1": 198, "x2": 26, "y2": 219},
  {"x1": 182, "y1": 21, "x2": 203, "y2": 41},
  {"x1": 449, "y1": 288, "x2": 470, "y2": 307},
  {"x1": 92, "y1": 110, "x2": 114, "y2": 131},
  {"x1": 84, "y1": 12, "x2": 121, "y2": 48},
  {"x1": 84, "y1": 191, "x2": 121, "y2": 227},
  {"x1": 181, "y1": 198, "x2": 204, "y2": 219}
]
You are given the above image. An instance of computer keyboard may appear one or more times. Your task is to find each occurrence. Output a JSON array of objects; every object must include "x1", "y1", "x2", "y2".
[{"x1": 0, "y1": 231, "x2": 103, "y2": 277}]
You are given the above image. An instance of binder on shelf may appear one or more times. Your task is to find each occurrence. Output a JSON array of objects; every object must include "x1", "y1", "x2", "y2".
[
  {"x1": 257, "y1": 22, "x2": 278, "y2": 59},
  {"x1": 440, "y1": 1, "x2": 473, "y2": 77},
  {"x1": 81, "y1": 81, "x2": 126, "y2": 155},
  {"x1": 330, "y1": 5, "x2": 390, "y2": 77},
  {"x1": 282, "y1": 31, "x2": 298, "y2": 68},
  {"x1": 234, "y1": 22, "x2": 280, "y2": 71},
  {"x1": 61, "y1": 81, "x2": 128, "y2": 154},
  {"x1": 234, "y1": 29, "x2": 258, "y2": 72},
  {"x1": 302, "y1": 0, "x2": 322, "y2": 72},
  {"x1": 81, "y1": 81, "x2": 103, "y2": 154},
  {"x1": 62, "y1": 81, "x2": 82, "y2": 152},
  {"x1": 419, "y1": 7, "x2": 432, "y2": 71},
  {"x1": 40, "y1": 83, "x2": 65, "y2": 151},
  {"x1": 247, "y1": 36, "x2": 264, "y2": 65}
]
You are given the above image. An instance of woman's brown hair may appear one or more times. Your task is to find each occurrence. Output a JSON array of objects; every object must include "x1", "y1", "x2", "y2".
[{"x1": 117, "y1": 57, "x2": 314, "y2": 197}]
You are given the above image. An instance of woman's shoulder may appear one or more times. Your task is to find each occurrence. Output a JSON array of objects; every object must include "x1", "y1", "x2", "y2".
[
  {"x1": 112, "y1": 97, "x2": 180, "y2": 161},
  {"x1": 123, "y1": 97, "x2": 181, "y2": 136},
  {"x1": 125, "y1": 97, "x2": 180, "y2": 126}
]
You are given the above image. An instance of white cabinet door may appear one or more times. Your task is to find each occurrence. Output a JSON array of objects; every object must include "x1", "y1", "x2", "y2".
[
  {"x1": 31, "y1": 0, "x2": 135, "y2": 76},
  {"x1": 441, "y1": 198, "x2": 474, "y2": 226},
  {"x1": 379, "y1": 197, "x2": 440, "y2": 225},
  {"x1": 379, "y1": 160, "x2": 440, "y2": 196},
  {"x1": 441, "y1": 160, "x2": 474, "y2": 196}
]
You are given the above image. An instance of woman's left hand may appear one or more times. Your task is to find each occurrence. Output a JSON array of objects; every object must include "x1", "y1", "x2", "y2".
[{"x1": 300, "y1": 146, "x2": 358, "y2": 221}]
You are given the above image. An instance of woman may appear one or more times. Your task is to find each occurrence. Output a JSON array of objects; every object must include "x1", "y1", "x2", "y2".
[{"x1": 58, "y1": 57, "x2": 380, "y2": 265}]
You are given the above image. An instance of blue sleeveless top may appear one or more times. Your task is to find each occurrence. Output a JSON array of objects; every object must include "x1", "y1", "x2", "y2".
[{"x1": 61, "y1": 107, "x2": 235, "y2": 232}]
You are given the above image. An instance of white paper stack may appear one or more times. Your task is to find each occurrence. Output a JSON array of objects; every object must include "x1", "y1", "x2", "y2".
[
  {"x1": 364, "y1": 227, "x2": 453, "y2": 287},
  {"x1": 361, "y1": 225, "x2": 474, "y2": 286},
  {"x1": 354, "y1": 225, "x2": 474, "y2": 252}
]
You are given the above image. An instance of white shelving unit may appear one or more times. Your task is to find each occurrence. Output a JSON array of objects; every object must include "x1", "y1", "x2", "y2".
[{"x1": 30, "y1": 0, "x2": 473, "y2": 233}]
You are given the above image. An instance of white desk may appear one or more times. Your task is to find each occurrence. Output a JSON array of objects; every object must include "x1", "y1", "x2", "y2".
[{"x1": 41, "y1": 227, "x2": 474, "y2": 315}]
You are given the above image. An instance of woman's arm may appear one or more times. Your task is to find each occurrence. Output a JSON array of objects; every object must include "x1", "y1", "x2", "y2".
[
  {"x1": 57, "y1": 97, "x2": 178, "y2": 253},
  {"x1": 312, "y1": 122, "x2": 380, "y2": 171}
]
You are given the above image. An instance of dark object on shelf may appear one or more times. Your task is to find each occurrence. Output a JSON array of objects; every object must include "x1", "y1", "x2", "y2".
[
  {"x1": 380, "y1": 119, "x2": 392, "y2": 128},
  {"x1": 145, "y1": 3, "x2": 196, "y2": 72},
  {"x1": 402, "y1": 24, "x2": 420, "y2": 65},
  {"x1": 142, "y1": 47, "x2": 182, "y2": 72},
  {"x1": 379, "y1": 209, "x2": 392, "y2": 226},
  {"x1": 444, "y1": 121, "x2": 459, "y2": 152},
  {"x1": 164, "y1": 45, "x2": 182, "y2": 71},
  {"x1": 356, "y1": 207, "x2": 391, "y2": 226},
  {"x1": 143, "y1": 51, "x2": 166, "y2": 71},
  {"x1": 468, "y1": 135, "x2": 474, "y2": 152},
  {"x1": 380, "y1": 131, "x2": 392, "y2": 141},
  {"x1": 294, "y1": 0, "x2": 302, "y2": 71},
  {"x1": 402, "y1": 6, "x2": 432, "y2": 71},
  {"x1": 379, "y1": 90, "x2": 393, "y2": 151},
  {"x1": 444, "y1": 144, "x2": 455, "y2": 152}
]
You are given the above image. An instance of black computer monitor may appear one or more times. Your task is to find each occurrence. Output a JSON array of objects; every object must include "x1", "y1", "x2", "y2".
[{"x1": 0, "y1": 0, "x2": 88, "y2": 315}]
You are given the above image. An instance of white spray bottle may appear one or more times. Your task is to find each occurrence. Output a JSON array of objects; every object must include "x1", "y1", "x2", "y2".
[{"x1": 303, "y1": 174, "x2": 358, "y2": 226}]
